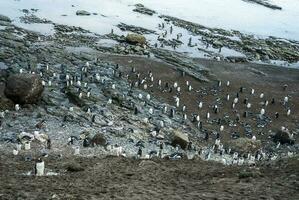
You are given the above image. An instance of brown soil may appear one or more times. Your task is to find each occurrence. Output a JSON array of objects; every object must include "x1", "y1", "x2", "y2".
[{"x1": 0, "y1": 151, "x2": 298, "y2": 200}]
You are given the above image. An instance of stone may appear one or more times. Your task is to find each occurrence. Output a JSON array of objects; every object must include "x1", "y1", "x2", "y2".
[
  {"x1": 91, "y1": 133, "x2": 107, "y2": 146},
  {"x1": 4, "y1": 74, "x2": 44, "y2": 104},
  {"x1": 125, "y1": 33, "x2": 146, "y2": 45},
  {"x1": 273, "y1": 130, "x2": 295, "y2": 145},
  {"x1": 65, "y1": 162, "x2": 84, "y2": 172},
  {"x1": 226, "y1": 137, "x2": 262, "y2": 153},
  {"x1": 76, "y1": 10, "x2": 91, "y2": 16},
  {"x1": 171, "y1": 130, "x2": 189, "y2": 149},
  {"x1": 0, "y1": 14, "x2": 11, "y2": 22}
]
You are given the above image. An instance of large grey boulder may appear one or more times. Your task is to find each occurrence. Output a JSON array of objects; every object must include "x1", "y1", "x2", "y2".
[{"x1": 4, "y1": 74, "x2": 44, "y2": 104}]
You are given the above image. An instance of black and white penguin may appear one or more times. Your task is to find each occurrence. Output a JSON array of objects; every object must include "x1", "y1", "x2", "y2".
[{"x1": 35, "y1": 157, "x2": 45, "y2": 176}]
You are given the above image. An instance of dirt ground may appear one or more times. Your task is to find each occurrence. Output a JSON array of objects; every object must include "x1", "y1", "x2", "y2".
[{"x1": 0, "y1": 151, "x2": 298, "y2": 200}]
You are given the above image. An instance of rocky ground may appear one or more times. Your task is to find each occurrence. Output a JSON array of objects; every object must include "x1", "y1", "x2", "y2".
[{"x1": 0, "y1": 5, "x2": 299, "y2": 199}]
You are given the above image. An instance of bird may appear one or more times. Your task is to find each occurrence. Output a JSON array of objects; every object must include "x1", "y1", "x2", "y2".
[
  {"x1": 13, "y1": 149, "x2": 18, "y2": 156},
  {"x1": 35, "y1": 158, "x2": 45, "y2": 176},
  {"x1": 74, "y1": 146, "x2": 80, "y2": 155},
  {"x1": 226, "y1": 94, "x2": 230, "y2": 101},
  {"x1": 198, "y1": 102, "x2": 203, "y2": 109},
  {"x1": 206, "y1": 112, "x2": 210, "y2": 119},
  {"x1": 220, "y1": 125, "x2": 224, "y2": 132},
  {"x1": 246, "y1": 103, "x2": 251, "y2": 108},
  {"x1": 138, "y1": 93, "x2": 143, "y2": 99},
  {"x1": 252, "y1": 135, "x2": 256, "y2": 141},
  {"x1": 284, "y1": 96, "x2": 289, "y2": 104},
  {"x1": 260, "y1": 93, "x2": 264, "y2": 98},
  {"x1": 260, "y1": 108, "x2": 265, "y2": 115},
  {"x1": 226, "y1": 81, "x2": 230, "y2": 87},
  {"x1": 233, "y1": 98, "x2": 238, "y2": 104},
  {"x1": 15, "y1": 104, "x2": 20, "y2": 111},
  {"x1": 251, "y1": 88, "x2": 255, "y2": 95},
  {"x1": 287, "y1": 109, "x2": 291, "y2": 116}
]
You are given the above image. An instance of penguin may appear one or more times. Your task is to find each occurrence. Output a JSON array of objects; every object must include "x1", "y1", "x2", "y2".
[
  {"x1": 252, "y1": 135, "x2": 256, "y2": 141},
  {"x1": 206, "y1": 112, "x2": 210, "y2": 120},
  {"x1": 287, "y1": 109, "x2": 291, "y2": 116},
  {"x1": 35, "y1": 157, "x2": 45, "y2": 176},
  {"x1": 260, "y1": 108, "x2": 265, "y2": 115},
  {"x1": 137, "y1": 147, "x2": 143, "y2": 158},
  {"x1": 275, "y1": 112, "x2": 279, "y2": 119},
  {"x1": 260, "y1": 93, "x2": 264, "y2": 99},
  {"x1": 183, "y1": 114, "x2": 187, "y2": 121},
  {"x1": 134, "y1": 107, "x2": 138, "y2": 115},
  {"x1": 148, "y1": 108, "x2": 154, "y2": 115},
  {"x1": 182, "y1": 105, "x2": 186, "y2": 112},
  {"x1": 198, "y1": 102, "x2": 203, "y2": 109},
  {"x1": 146, "y1": 94, "x2": 151, "y2": 101},
  {"x1": 246, "y1": 103, "x2": 251, "y2": 109},
  {"x1": 233, "y1": 97, "x2": 238, "y2": 104},
  {"x1": 138, "y1": 93, "x2": 143, "y2": 99},
  {"x1": 15, "y1": 104, "x2": 20, "y2": 111},
  {"x1": 74, "y1": 146, "x2": 80, "y2": 155},
  {"x1": 19, "y1": 68, "x2": 23, "y2": 74},
  {"x1": 13, "y1": 149, "x2": 18, "y2": 156},
  {"x1": 218, "y1": 80, "x2": 222, "y2": 87},
  {"x1": 283, "y1": 84, "x2": 288, "y2": 91},
  {"x1": 220, "y1": 125, "x2": 224, "y2": 132},
  {"x1": 83, "y1": 137, "x2": 91, "y2": 147},
  {"x1": 226, "y1": 94, "x2": 230, "y2": 101},
  {"x1": 143, "y1": 84, "x2": 148, "y2": 90},
  {"x1": 163, "y1": 106, "x2": 168, "y2": 114},
  {"x1": 251, "y1": 88, "x2": 255, "y2": 95},
  {"x1": 226, "y1": 81, "x2": 230, "y2": 87},
  {"x1": 284, "y1": 96, "x2": 289, "y2": 104},
  {"x1": 170, "y1": 108, "x2": 175, "y2": 118},
  {"x1": 271, "y1": 98, "x2": 275, "y2": 104}
]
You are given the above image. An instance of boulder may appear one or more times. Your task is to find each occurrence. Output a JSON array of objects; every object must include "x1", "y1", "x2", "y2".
[
  {"x1": 125, "y1": 33, "x2": 146, "y2": 45},
  {"x1": 0, "y1": 14, "x2": 11, "y2": 22},
  {"x1": 226, "y1": 137, "x2": 261, "y2": 153},
  {"x1": 76, "y1": 10, "x2": 91, "y2": 16},
  {"x1": 91, "y1": 133, "x2": 107, "y2": 146},
  {"x1": 4, "y1": 74, "x2": 44, "y2": 104},
  {"x1": 171, "y1": 130, "x2": 189, "y2": 149},
  {"x1": 65, "y1": 162, "x2": 84, "y2": 172},
  {"x1": 273, "y1": 130, "x2": 295, "y2": 144}
]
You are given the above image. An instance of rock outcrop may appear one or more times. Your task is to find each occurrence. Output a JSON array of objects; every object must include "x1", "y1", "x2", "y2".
[
  {"x1": 125, "y1": 33, "x2": 146, "y2": 45},
  {"x1": 4, "y1": 74, "x2": 44, "y2": 104}
]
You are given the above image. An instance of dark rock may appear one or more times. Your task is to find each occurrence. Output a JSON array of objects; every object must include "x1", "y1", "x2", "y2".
[
  {"x1": 171, "y1": 130, "x2": 189, "y2": 149},
  {"x1": 133, "y1": 4, "x2": 156, "y2": 16},
  {"x1": 65, "y1": 162, "x2": 84, "y2": 172},
  {"x1": 0, "y1": 14, "x2": 11, "y2": 23},
  {"x1": 273, "y1": 130, "x2": 295, "y2": 144},
  {"x1": 76, "y1": 10, "x2": 91, "y2": 16},
  {"x1": 91, "y1": 133, "x2": 107, "y2": 146},
  {"x1": 4, "y1": 74, "x2": 44, "y2": 104},
  {"x1": 117, "y1": 23, "x2": 156, "y2": 35}
]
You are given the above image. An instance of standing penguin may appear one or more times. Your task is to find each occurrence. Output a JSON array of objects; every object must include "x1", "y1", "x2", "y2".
[{"x1": 35, "y1": 158, "x2": 45, "y2": 176}]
